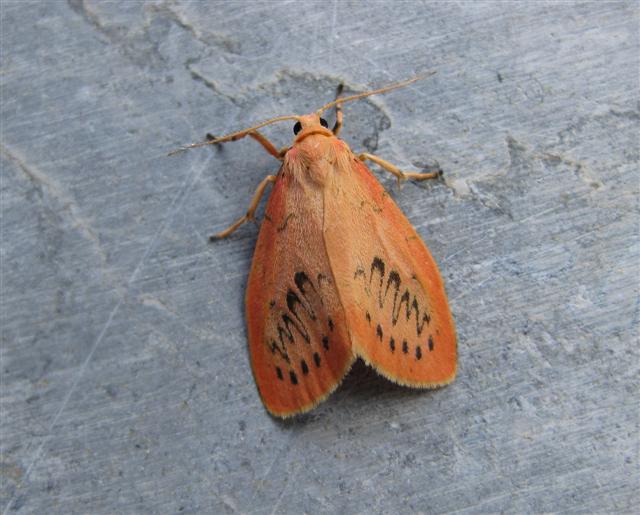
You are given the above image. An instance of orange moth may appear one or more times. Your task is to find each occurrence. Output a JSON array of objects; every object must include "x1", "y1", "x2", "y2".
[{"x1": 173, "y1": 74, "x2": 456, "y2": 417}]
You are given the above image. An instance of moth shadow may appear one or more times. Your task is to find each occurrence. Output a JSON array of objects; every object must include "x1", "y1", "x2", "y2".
[
  {"x1": 338, "y1": 359, "x2": 432, "y2": 403},
  {"x1": 274, "y1": 359, "x2": 435, "y2": 428}
]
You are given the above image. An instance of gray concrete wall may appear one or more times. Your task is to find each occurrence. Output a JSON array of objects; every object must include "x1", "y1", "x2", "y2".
[{"x1": 1, "y1": 1, "x2": 638, "y2": 513}]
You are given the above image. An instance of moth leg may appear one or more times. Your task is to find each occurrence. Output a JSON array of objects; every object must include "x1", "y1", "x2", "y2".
[
  {"x1": 210, "y1": 175, "x2": 277, "y2": 241},
  {"x1": 207, "y1": 130, "x2": 285, "y2": 161},
  {"x1": 358, "y1": 152, "x2": 442, "y2": 187},
  {"x1": 248, "y1": 131, "x2": 287, "y2": 160},
  {"x1": 332, "y1": 84, "x2": 344, "y2": 136}
]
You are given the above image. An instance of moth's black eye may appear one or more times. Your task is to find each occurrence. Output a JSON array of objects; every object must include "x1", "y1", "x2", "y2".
[
  {"x1": 320, "y1": 117, "x2": 329, "y2": 128},
  {"x1": 293, "y1": 121, "x2": 302, "y2": 135}
]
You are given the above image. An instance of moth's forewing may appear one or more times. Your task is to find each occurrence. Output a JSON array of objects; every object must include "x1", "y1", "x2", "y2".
[
  {"x1": 323, "y1": 156, "x2": 457, "y2": 387},
  {"x1": 245, "y1": 157, "x2": 354, "y2": 418}
]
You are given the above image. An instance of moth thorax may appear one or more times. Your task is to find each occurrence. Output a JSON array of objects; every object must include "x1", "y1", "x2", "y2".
[{"x1": 302, "y1": 159, "x2": 331, "y2": 187}]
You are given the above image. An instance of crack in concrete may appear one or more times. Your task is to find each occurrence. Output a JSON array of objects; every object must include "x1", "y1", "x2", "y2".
[
  {"x1": 1, "y1": 143, "x2": 112, "y2": 269},
  {"x1": 68, "y1": 0, "x2": 167, "y2": 70},
  {"x1": 67, "y1": 0, "x2": 120, "y2": 45},
  {"x1": 185, "y1": 59, "x2": 244, "y2": 107},
  {"x1": 609, "y1": 105, "x2": 640, "y2": 121},
  {"x1": 540, "y1": 151, "x2": 603, "y2": 190},
  {"x1": 149, "y1": 3, "x2": 242, "y2": 55}
]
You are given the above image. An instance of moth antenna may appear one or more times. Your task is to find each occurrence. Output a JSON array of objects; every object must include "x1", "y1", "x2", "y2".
[
  {"x1": 316, "y1": 72, "x2": 437, "y2": 115},
  {"x1": 168, "y1": 115, "x2": 301, "y2": 156}
]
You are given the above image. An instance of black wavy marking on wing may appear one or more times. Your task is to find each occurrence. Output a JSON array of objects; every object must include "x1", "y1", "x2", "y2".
[
  {"x1": 296, "y1": 271, "x2": 322, "y2": 311},
  {"x1": 368, "y1": 256, "x2": 430, "y2": 337},
  {"x1": 268, "y1": 271, "x2": 323, "y2": 363}
]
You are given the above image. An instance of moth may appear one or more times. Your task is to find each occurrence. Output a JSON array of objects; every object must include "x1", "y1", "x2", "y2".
[{"x1": 173, "y1": 75, "x2": 456, "y2": 417}]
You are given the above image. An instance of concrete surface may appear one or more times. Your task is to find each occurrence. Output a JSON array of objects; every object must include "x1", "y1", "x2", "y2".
[{"x1": 1, "y1": 1, "x2": 638, "y2": 513}]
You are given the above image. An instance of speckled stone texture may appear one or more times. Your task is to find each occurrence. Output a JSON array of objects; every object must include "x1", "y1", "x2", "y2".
[{"x1": 1, "y1": 1, "x2": 638, "y2": 513}]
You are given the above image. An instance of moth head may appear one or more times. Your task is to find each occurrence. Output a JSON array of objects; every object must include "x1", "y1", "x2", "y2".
[
  {"x1": 293, "y1": 115, "x2": 329, "y2": 135},
  {"x1": 292, "y1": 114, "x2": 332, "y2": 142}
]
